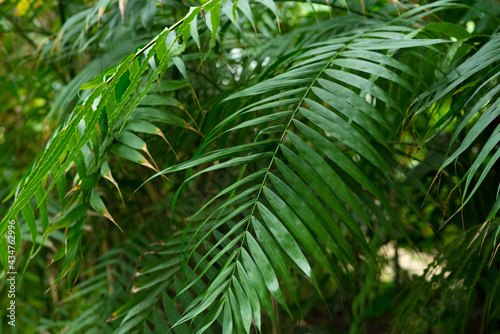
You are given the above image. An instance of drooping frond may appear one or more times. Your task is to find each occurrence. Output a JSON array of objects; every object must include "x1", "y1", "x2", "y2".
[
  {"x1": 115, "y1": 2, "x2": 493, "y2": 332},
  {"x1": 0, "y1": 0, "x2": 243, "y2": 286}
]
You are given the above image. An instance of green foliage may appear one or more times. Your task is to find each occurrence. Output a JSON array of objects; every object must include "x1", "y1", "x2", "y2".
[{"x1": 1, "y1": 0, "x2": 500, "y2": 333}]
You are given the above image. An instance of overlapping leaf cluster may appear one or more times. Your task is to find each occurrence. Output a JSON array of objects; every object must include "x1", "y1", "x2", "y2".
[{"x1": 119, "y1": 1, "x2": 500, "y2": 332}]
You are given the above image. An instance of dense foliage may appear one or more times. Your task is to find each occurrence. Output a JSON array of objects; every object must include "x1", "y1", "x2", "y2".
[{"x1": 1, "y1": 0, "x2": 500, "y2": 332}]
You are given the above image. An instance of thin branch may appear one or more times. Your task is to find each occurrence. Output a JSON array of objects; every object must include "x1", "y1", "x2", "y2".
[
  {"x1": 275, "y1": 0, "x2": 380, "y2": 19},
  {"x1": 187, "y1": 67, "x2": 223, "y2": 92},
  {"x1": 5, "y1": 16, "x2": 37, "y2": 48}
]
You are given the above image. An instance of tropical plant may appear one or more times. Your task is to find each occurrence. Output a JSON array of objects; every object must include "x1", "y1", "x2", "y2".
[{"x1": 1, "y1": 0, "x2": 500, "y2": 333}]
